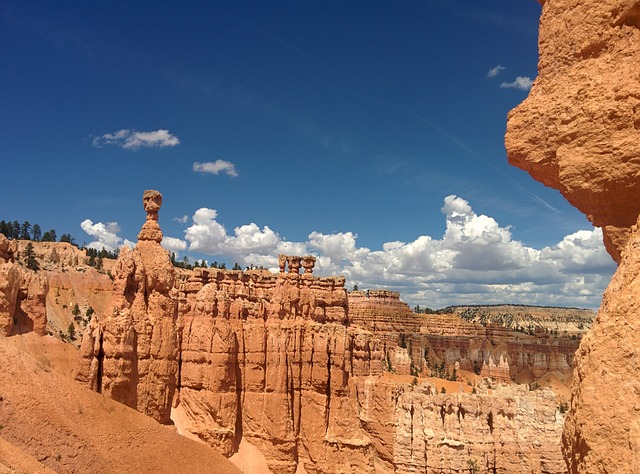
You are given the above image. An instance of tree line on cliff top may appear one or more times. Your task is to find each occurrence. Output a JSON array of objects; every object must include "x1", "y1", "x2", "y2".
[
  {"x1": 2, "y1": 219, "x2": 267, "y2": 275},
  {"x1": 0, "y1": 219, "x2": 75, "y2": 245}
]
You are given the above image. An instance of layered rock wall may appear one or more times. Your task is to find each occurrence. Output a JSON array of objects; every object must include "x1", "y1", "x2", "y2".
[
  {"x1": 418, "y1": 314, "x2": 577, "y2": 384},
  {"x1": 357, "y1": 380, "x2": 565, "y2": 474},
  {"x1": 73, "y1": 194, "x2": 567, "y2": 473},
  {"x1": 348, "y1": 290, "x2": 422, "y2": 336},
  {"x1": 176, "y1": 265, "x2": 383, "y2": 473}
]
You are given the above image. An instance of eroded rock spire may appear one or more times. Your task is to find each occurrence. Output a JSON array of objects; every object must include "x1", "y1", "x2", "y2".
[{"x1": 77, "y1": 189, "x2": 178, "y2": 423}]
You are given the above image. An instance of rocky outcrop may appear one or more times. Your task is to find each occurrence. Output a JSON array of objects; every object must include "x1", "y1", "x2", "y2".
[
  {"x1": 176, "y1": 268, "x2": 566, "y2": 474},
  {"x1": 346, "y1": 294, "x2": 578, "y2": 389},
  {"x1": 560, "y1": 224, "x2": 640, "y2": 473},
  {"x1": 0, "y1": 236, "x2": 20, "y2": 335},
  {"x1": 0, "y1": 234, "x2": 48, "y2": 336},
  {"x1": 13, "y1": 269, "x2": 48, "y2": 335},
  {"x1": 417, "y1": 314, "x2": 578, "y2": 386},
  {"x1": 450, "y1": 305, "x2": 595, "y2": 335},
  {"x1": 357, "y1": 380, "x2": 565, "y2": 474},
  {"x1": 16, "y1": 240, "x2": 82, "y2": 269},
  {"x1": 348, "y1": 290, "x2": 422, "y2": 335},
  {"x1": 176, "y1": 263, "x2": 380, "y2": 473},
  {"x1": 505, "y1": 0, "x2": 640, "y2": 471},
  {"x1": 76, "y1": 190, "x2": 179, "y2": 424},
  {"x1": 505, "y1": 0, "x2": 640, "y2": 263}
]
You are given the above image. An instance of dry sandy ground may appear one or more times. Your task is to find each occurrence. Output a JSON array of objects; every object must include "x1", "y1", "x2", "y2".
[{"x1": 0, "y1": 334, "x2": 240, "y2": 474}]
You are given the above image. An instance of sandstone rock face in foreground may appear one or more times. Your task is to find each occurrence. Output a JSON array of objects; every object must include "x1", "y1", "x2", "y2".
[
  {"x1": 560, "y1": 224, "x2": 640, "y2": 472},
  {"x1": 505, "y1": 0, "x2": 640, "y2": 263},
  {"x1": 77, "y1": 190, "x2": 179, "y2": 424},
  {"x1": 505, "y1": 0, "x2": 640, "y2": 471}
]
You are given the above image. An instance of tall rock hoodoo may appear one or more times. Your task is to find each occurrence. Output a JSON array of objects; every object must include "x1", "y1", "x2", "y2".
[
  {"x1": 506, "y1": 0, "x2": 640, "y2": 471},
  {"x1": 77, "y1": 190, "x2": 179, "y2": 424}
]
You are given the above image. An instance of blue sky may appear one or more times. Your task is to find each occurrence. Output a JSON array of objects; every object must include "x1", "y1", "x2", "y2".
[{"x1": 0, "y1": 1, "x2": 616, "y2": 308}]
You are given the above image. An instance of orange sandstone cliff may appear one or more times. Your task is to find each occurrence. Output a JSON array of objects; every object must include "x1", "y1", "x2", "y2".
[
  {"x1": 73, "y1": 191, "x2": 568, "y2": 473},
  {"x1": 506, "y1": 0, "x2": 640, "y2": 471},
  {"x1": 0, "y1": 234, "x2": 48, "y2": 337}
]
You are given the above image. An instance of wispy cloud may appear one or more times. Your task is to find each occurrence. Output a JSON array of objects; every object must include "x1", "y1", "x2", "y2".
[
  {"x1": 92, "y1": 129, "x2": 180, "y2": 150},
  {"x1": 486, "y1": 65, "x2": 506, "y2": 78},
  {"x1": 399, "y1": 106, "x2": 558, "y2": 214},
  {"x1": 500, "y1": 76, "x2": 534, "y2": 91},
  {"x1": 193, "y1": 160, "x2": 239, "y2": 177},
  {"x1": 173, "y1": 215, "x2": 189, "y2": 224}
]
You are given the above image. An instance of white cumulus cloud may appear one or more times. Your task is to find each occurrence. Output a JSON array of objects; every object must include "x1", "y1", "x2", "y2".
[
  {"x1": 162, "y1": 236, "x2": 188, "y2": 253},
  {"x1": 92, "y1": 129, "x2": 180, "y2": 150},
  {"x1": 193, "y1": 160, "x2": 238, "y2": 177},
  {"x1": 80, "y1": 219, "x2": 124, "y2": 252},
  {"x1": 500, "y1": 76, "x2": 534, "y2": 91},
  {"x1": 178, "y1": 196, "x2": 616, "y2": 309}
]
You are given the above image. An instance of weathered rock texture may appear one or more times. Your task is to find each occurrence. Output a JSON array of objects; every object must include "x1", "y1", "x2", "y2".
[
  {"x1": 72, "y1": 194, "x2": 567, "y2": 473},
  {"x1": 176, "y1": 266, "x2": 377, "y2": 473},
  {"x1": 0, "y1": 236, "x2": 20, "y2": 335},
  {"x1": 0, "y1": 234, "x2": 48, "y2": 337},
  {"x1": 175, "y1": 270, "x2": 566, "y2": 473},
  {"x1": 560, "y1": 223, "x2": 640, "y2": 473},
  {"x1": 347, "y1": 291, "x2": 578, "y2": 390},
  {"x1": 505, "y1": 0, "x2": 640, "y2": 471},
  {"x1": 450, "y1": 305, "x2": 595, "y2": 335},
  {"x1": 76, "y1": 190, "x2": 179, "y2": 424},
  {"x1": 505, "y1": 0, "x2": 640, "y2": 263},
  {"x1": 349, "y1": 290, "x2": 421, "y2": 335},
  {"x1": 358, "y1": 380, "x2": 566, "y2": 474},
  {"x1": 418, "y1": 314, "x2": 578, "y2": 386},
  {"x1": 0, "y1": 334, "x2": 241, "y2": 474}
]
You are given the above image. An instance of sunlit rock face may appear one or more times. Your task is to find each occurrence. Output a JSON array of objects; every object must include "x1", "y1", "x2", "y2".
[
  {"x1": 0, "y1": 234, "x2": 48, "y2": 337},
  {"x1": 506, "y1": 1, "x2": 640, "y2": 472},
  {"x1": 176, "y1": 264, "x2": 566, "y2": 474},
  {"x1": 175, "y1": 260, "x2": 374, "y2": 474},
  {"x1": 76, "y1": 196, "x2": 567, "y2": 473},
  {"x1": 0, "y1": 235, "x2": 20, "y2": 335},
  {"x1": 76, "y1": 190, "x2": 179, "y2": 424},
  {"x1": 505, "y1": 0, "x2": 640, "y2": 263}
]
